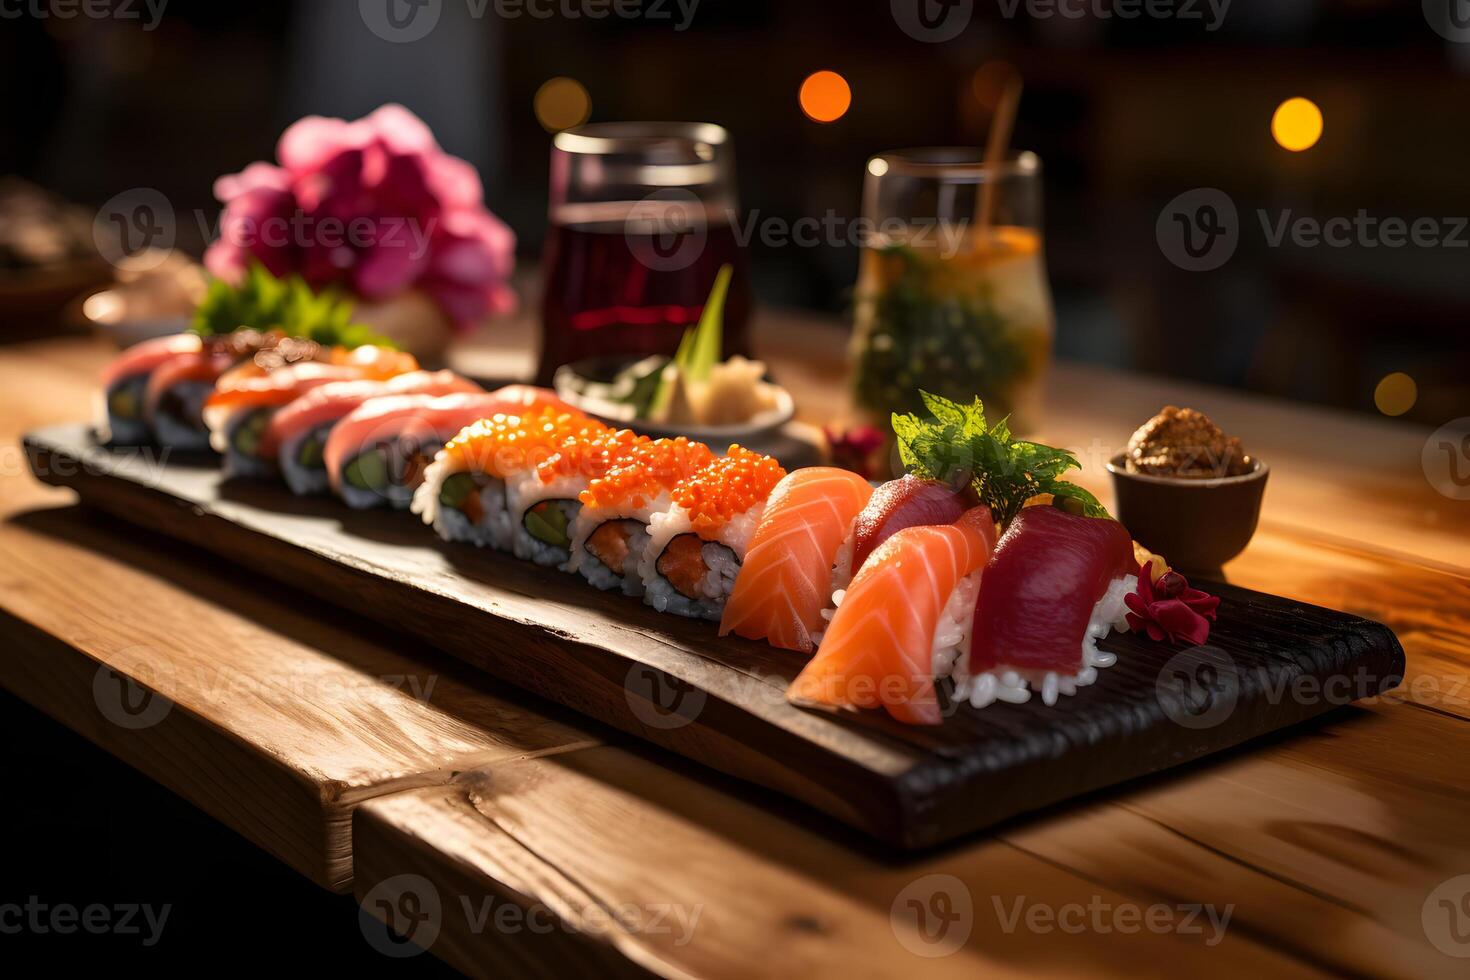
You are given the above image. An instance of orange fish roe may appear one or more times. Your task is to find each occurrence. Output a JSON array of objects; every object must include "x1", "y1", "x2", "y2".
[
  {"x1": 672, "y1": 445, "x2": 787, "y2": 539},
  {"x1": 441, "y1": 407, "x2": 604, "y2": 478},
  {"x1": 580, "y1": 437, "x2": 716, "y2": 512},
  {"x1": 535, "y1": 426, "x2": 645, "y2": 486}
]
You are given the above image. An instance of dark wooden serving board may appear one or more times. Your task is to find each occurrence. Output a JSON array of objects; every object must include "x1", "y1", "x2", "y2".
[{"x1": 25, "y1": 424, "x2": 1405, "y2": 850}]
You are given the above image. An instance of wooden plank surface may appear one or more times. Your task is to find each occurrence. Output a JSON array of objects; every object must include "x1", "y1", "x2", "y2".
[
  {"x1": 0, "y1": 340, "x2": 602, "y2": 890},
  {"x1": 4, "y1": 329, "x2": 1468, "y2": 976},
  {"x1": 25, "y1": 424, "x2": 1406, "y2": 850},
  {"x1": 355, "y1": 699, "x2": 1469, "y2": 979}
]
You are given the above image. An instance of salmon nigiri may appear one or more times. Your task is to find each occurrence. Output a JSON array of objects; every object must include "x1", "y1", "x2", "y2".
[
  {"x1": 719, "y1": 467, "x2": 874, "y2": 652},
  {"x1": 788, "y1": 505, "x2": 997, "y2": 725}
]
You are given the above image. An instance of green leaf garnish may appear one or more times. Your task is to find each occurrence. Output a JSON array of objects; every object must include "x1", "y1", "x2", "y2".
[
  {"x1": 191, "y1": 263, "x2": 396, "y2": 349},
  {"x1": 650, "y1": 263, "x2": 733, "y2": 416},
  {"x1": 892, "y1": 391, "x2": 1110, "y2": 528}
]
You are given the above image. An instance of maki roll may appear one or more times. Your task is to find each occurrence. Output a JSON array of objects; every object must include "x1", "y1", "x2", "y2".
[
  {"x1": 512, "y1": 425, "x2": 645, "y2": 567},
  {"x1": 141, "y1": 339, "x2": 243, "y2": 451},
  {"x1": 325, "y1": 389, "x2": 570, "y2": 509},
  {"x1": 264, "y1": 370, "x2": 481, "y2": 495},
  {"x1": 203, "y1": 362, "x2": 379, "y2": 478},
  {"x1": 718, "y1": 467, "x2": 874, "y2": 652},
  {"x1": 787, "y1": 506, "x2": 997, "y2": 725},
  {"x1": 641, "y1": 446, "x2": 787, "y2": 621},
  {"x1": 203, "y1": 345, "x2": 419, "y2": 479},
  {"x1": 568, "y1": 437, "x2": 715, "y2": 594},
  {"x1": 413, "y1": 407, "x2": 603, "y2": 551},
  {"x1": 954, "y1": 505, "x2": 1137, "y2": 708},
  {"x1": 97, "y1": 334, "x2": 204, "y2": 445}
]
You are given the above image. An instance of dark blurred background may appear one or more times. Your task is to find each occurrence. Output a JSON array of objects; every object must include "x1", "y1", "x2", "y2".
[{"x1": 2, "y1": 0, "x2": 1467, "y2": 422}]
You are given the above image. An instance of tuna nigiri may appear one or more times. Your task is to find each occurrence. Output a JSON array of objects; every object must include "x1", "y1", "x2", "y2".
[
  {"x1": 956, "y1": 504, "x2": 1137, "y2": 708},
  {"x1": 263, "y1": 370, "x2": 482, "y2": 495},
  {"x1": 719, "y1": 467, "x2": 874, "y2": 652},
  {"x1": 788, "y1": 506, "x2": 997, "y2": 725}
]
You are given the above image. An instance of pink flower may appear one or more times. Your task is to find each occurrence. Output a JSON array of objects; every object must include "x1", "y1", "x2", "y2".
[
  {"x1": 205, "y1": 104, "x2": 517, "y2": 332},
  {"x1": 1124, "y1": 562, "x2": 1220, "y2": 645}
]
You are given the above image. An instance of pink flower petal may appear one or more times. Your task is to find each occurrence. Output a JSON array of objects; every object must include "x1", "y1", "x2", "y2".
[
  {"x1": 277, "y1": 114, "x2": 370, "y2": 176},
  {"x1": 366, "y1": 103, "x2": 439, "y2": 156},
  {"x1": 353, "y1": 226, "x2": 431, "y2": 299},
  {"x1": 213, "y1": 162, "x2": 291, "y2": 204}
]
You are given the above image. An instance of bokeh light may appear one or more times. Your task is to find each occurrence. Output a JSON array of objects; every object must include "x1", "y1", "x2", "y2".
[
  {"x1": 1373, "y1": 372, "x2": 1417, "y2": 416},
  {"x1": 535, "y1": 77, "x2": 592, "y2": 132},
  {"x1": 799, "y1": 71, "x2": 852, "y2": 123},
  {"x1": 1271, "y1": 97, "x2": 1323, "y2": 152}
]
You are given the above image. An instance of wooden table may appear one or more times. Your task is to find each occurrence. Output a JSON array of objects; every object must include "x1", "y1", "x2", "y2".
[{"x1": 2, "y1": 319, "x2": 1466, "y2": 978}]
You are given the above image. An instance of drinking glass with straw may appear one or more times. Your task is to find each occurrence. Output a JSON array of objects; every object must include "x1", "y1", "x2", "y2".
[{"x1": 851, "y1": 73, "x2": 1054, "y2": 434}]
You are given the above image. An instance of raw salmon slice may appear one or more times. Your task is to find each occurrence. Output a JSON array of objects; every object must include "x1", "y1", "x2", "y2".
[
  {"x1": 719, "y1": 467, "x2": 874, "y2": 652},
  {"x1": 788, "y1": 505, "x2": 996, "y2": 725}
]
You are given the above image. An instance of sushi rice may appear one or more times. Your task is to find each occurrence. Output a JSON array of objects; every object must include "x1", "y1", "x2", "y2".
[{"x1": 640, "y1": 502, "x2": 761, "y2": 620}]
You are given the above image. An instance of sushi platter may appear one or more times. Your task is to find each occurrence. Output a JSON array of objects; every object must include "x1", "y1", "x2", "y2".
[{"x1": 24, "y1": 418, "x2": 1404, "y2": 850}]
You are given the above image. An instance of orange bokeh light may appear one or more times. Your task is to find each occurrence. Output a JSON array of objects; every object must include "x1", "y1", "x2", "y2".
[{"x1": 799, "y1": 71, "x2": 852, "y2": 123}]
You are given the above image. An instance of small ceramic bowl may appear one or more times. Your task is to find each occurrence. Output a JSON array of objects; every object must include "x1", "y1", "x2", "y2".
[
  {"x1": 553, "y1": 356, "x2": 796, "y2": 441},
  {"x1": 1107, "y1": 453, "x2": 1269, "y2": 573}
]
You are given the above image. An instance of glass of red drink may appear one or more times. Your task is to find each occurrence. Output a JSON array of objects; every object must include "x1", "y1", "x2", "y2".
[{"x1": 537, "y1": 122, "x2": 752, "y2": 384}]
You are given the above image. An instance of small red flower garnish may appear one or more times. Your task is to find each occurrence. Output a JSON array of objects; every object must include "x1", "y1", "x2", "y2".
[
  {"x1": 825, "y1": 424, "x2": 886, "y2": 480},
  {"x1": 1125, "y1": 561, "x2": 1220, "y2": 645}
]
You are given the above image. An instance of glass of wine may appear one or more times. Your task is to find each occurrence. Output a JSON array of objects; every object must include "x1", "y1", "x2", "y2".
[
  {"x1": 850, "y1": 148, "x2": 1054, "y2": 433},
  {"x1": 537, "y1": 122, "x2": 752, "y2": 384}
]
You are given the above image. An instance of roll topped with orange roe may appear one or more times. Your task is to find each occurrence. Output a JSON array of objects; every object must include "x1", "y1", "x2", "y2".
[
  {"x1": 567, "y1": 437, "x2": 717, "y2": 596},
  {"x1": 640, "y1": 445, "x2": 789, "y2": 621},
  {"x1": 412, "y1": 405, "x2": 604, "y2": 554}
]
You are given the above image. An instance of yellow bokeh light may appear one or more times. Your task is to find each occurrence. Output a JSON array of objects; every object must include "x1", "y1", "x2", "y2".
[
  {"x1": 1374, "y1": 372, "x2": 1417, "y2": 416},
  {"x1": 1271, "y1": 97, "x2": 1323, "y2": 152},
  {"x1": 799, "y1": 71, "x2": 852, "y2": 124},
  {"x1": 534, "y1": 77, "x2": 591, "y2": 133},
  {"x1": 867, "y1": 157, "x2": 889, "y2": 177}
]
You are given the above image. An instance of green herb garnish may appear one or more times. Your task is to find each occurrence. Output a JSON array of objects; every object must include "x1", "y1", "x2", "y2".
[
  {"x1": 649, "y1": 263, "x2": 733, "y2": 417},
  {"x1": 892, "y1": 390, "x2": 1108, "y2": 528},
  {"x1": 192, "y1": 264, "x2": 396, "y2": 349}
]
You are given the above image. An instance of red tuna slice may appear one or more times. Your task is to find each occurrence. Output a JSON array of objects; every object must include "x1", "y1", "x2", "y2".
[
  {"x1": 968, "y1": 505, "x2": 1135, "y2": 677},
  {"x1": 850, "y1": 475, "x2": 973, "y2": 572}
]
